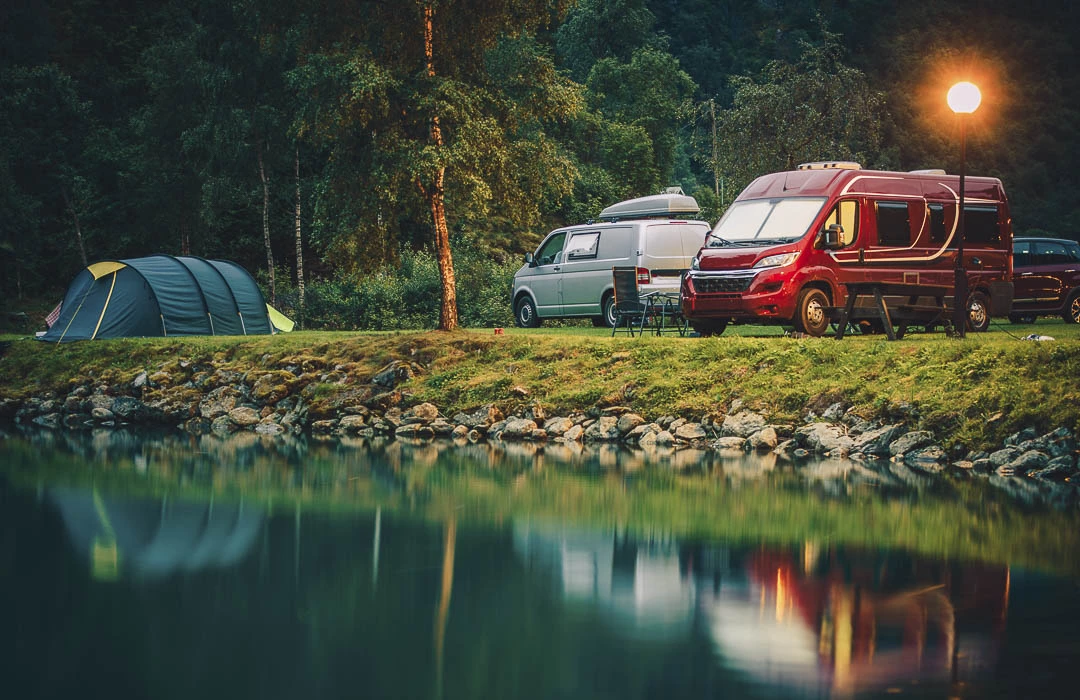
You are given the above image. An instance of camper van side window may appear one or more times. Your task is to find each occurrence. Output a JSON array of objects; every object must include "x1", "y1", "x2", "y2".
[
  {"x1": 566, "y1": 231, "x2": 600, "y2": 260},
  {"x1": 928, "y1": 204, "x2": 947, "y2": 243},
  {"x1": 963, "y1": 205, "x2": 1000, "y2": 244},
  {"x1": 822, "y1": 200, "x2": 859, "y2": 247},
  {"x1": 875, "y1": 201, "x2": 911, "y2": 247}
]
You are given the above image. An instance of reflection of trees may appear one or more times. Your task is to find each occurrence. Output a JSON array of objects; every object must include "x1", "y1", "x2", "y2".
[
  {"x1": 0, "y1": 473, "x2": 1039, "y2": 699},
  {"x1": 4, "y1": 431, "x2": 1080, "y2": 578}
]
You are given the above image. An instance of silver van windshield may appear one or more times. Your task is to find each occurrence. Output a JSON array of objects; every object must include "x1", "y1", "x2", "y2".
[{"x1": 710, "y1": 197, "x2": 827, "y2": 245}]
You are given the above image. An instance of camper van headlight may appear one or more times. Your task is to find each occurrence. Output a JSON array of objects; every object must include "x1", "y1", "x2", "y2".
[
  {"x1": 753, "y1": 252, "x2": 798, "y2": 268},
  {"x1": 690, "y1": 255, "x2": 700, "y2": 271}
]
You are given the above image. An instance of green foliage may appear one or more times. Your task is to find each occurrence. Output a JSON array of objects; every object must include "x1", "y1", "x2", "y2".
[
  {"x1": 271, "y1": 235, "x2": 518, "y2": 331},
  {"x1": 4, "y1": 0, "x2": 1080, "y2": 311},
  {"x1": 707, "y1": 23, "x2": 891, "y2": 200}
]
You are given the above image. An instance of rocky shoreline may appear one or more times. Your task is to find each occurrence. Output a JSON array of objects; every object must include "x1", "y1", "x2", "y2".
[{"x1": 2, "y1": 357, "x2": 1077, "y2": 490}]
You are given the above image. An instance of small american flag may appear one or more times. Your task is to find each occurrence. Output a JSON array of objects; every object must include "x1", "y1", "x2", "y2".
[{"x1": 45, "y1": 302, "x2": 62, "y2": 328}]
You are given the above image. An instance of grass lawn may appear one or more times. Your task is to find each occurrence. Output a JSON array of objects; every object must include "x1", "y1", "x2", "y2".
[{"x1": 2, "y1": 316, "x2": 1078, "y2": 451}]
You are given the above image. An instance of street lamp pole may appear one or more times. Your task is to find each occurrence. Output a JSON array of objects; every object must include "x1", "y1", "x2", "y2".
[
  {"x1": 947, "y1": 81, "x2": 981, "y2": 338},
  {"x1": 954, "y1": 117, "x2": 968, "y2": 337}
]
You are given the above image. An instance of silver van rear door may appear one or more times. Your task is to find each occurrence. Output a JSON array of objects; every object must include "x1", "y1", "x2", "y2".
[{"x1": 642, "y1": 223, "x2": 710, "y2": 290}]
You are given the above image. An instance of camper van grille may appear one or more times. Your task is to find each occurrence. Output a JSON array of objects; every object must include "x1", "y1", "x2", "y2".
[{"x1": 692, "y1": 276, "x2": 754, "y2": 294}]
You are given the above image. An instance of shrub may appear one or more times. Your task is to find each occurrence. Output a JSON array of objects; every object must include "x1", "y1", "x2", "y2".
[{"x1": 264, "y1": 234, "x2": 520, "y2": 330}]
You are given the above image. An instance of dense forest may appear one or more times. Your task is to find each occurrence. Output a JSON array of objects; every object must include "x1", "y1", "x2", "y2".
[{"x1": 2, "y1": 0, "x2": 1079, "y2": 329}]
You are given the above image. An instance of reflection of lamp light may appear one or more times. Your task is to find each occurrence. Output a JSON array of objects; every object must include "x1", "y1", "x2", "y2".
[{"x1": 948, "y1": 81, "x2": 982, "y2": 337}]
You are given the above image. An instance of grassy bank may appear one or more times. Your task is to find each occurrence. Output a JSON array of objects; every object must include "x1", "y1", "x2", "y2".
[{"x1": 2, "y1": 319, "x2": 1079, "y2": 450}]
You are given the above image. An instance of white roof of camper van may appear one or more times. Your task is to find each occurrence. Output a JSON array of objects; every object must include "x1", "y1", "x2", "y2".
[{"x1": 599, "y1": 193, "x2": 700, "y2": 221}]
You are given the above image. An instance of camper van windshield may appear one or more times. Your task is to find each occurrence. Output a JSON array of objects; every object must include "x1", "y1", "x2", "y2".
[{"x1": 709, "y1": 197, "x2": 827, "y2": 245}]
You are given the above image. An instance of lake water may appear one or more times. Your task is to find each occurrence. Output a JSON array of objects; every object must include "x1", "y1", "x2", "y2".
[{"x1": 2, "y1": 428, "x2": 1079, "y2": 699}]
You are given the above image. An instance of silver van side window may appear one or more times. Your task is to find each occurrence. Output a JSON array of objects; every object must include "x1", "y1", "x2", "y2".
[
  {"x1": 535, "y1": 232, "x2": 567, "y2": 266},
  {"x1": 566, "y1": 231, "x2": 600, "y2": 260}
]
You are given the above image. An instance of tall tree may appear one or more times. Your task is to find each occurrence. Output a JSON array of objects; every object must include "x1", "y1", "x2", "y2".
[
  {"x1": 0, "y1": 64, "x2": 95, "y2": 292},
  {"x1": 291, "y1": 0, "x2": 580, "y2": 330}
]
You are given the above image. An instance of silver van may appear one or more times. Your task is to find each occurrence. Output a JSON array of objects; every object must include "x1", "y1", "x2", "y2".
[{"x1": 512, "y1": 193, "x2": 709, "y2": 327}]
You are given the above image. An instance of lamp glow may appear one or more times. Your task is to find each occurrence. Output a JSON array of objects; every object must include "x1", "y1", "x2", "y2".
[{"x1": 947, "y1": 82, "x2": 982, "y2": 114}]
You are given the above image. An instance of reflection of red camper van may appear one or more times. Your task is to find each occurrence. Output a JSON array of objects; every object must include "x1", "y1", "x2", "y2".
[{"x1": 681, "y1": 162, "x2": 1014, "y2": 336}]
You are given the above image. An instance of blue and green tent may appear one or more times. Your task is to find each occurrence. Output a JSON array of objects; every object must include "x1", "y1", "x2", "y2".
[{"x1": 41, "y1": 255, "x2": 290, "y2": 342}]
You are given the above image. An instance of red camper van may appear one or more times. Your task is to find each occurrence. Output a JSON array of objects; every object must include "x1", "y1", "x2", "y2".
[{"x1": 681, "y1": 162, "x2": 1014, "y2": 336}]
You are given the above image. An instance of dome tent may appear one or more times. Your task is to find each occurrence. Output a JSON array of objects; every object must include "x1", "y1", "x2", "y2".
[{"x1": 41, "y1": 255, "x2": 278, "y2": 342}]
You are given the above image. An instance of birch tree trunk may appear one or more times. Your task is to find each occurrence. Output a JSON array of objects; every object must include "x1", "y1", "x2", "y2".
[
  {"x1": 61, "y1": 187, "x2": 88, "y2": 267},
  {"x1": 294, "y1": 144, "x2": 305, "y2": 327},
  {"x1": 257, "y1": 143, "x2": 276, "y2": 306},
  {"x1": 422, "y1": 2, "x2": 458, "y2": 332}
]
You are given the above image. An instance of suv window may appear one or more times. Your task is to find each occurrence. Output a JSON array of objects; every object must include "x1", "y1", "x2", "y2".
[
  {"x1": 1036, "y1": 241, "x2": 1078, "y2": 265},
  {"x1": 875, "y1": 201, "x2": 910, "y2": 246},
  {"x1": 535, "y1": 232, "x2": 567, "y2": 266},
  {"x1": 1013, "y1": 240, "x2": 1034, "y2": 267}
]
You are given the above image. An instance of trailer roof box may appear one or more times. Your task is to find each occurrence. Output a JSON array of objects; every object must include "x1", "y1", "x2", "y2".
[{"x1": 599, "y1": 192, "x2": 700, "y2": 221}]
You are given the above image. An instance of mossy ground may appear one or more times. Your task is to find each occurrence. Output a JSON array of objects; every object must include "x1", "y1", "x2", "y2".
[{"x1": 2, "y1": 318, "x2": 1079, "y2": 451}]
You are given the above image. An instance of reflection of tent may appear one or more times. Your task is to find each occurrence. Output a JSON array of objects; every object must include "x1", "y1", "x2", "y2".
[
  {"x1": 49, "y1": 487, "x2": 264, "y2": 579},
  {"x1": 40, "y1": 255, "x2": 289, "y2": 342}
]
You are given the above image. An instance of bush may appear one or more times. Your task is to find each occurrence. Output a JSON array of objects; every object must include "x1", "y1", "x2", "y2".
[{"x1": 264, "y1": 234, "x2": 520, "y2": 331}]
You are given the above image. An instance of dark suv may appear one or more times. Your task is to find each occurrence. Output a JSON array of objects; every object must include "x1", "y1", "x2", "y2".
[{"x1": 1010, "y1": 236, "x2": 1080, "y2": 323}]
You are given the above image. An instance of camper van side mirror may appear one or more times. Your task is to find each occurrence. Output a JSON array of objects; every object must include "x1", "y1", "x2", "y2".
[
  {"x1": 524, "y1": 252, "x2": 535, "y2": 267},
  {"x1": 818, "y1": 224, "x2": 844, "y2": 250}
]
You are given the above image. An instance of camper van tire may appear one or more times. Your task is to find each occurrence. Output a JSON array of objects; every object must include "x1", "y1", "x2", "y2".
[
  {"x1": 514, "y1": 296, "x2": 540, "y2": 328},
  {"x1": 1065, "y1": 291, "x2": 1080, "y2": 324},
  {"x1": 794, "y1": 287, "x2": 831, "y2": 337},
  {"x1": 967, "y1": 291, "x2": 991, "y2": 333},
  {"x1": 690, "y1": 320, "x2": 728, "y2": 337}
]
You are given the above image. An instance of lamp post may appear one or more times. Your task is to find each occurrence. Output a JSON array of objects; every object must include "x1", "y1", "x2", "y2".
[{"x1": 947, "y1": 81, "x2": 982, "y2": 337}]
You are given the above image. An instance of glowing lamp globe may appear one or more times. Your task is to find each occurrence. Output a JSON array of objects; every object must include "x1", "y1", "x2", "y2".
[{"x1": 947, "y1": 82, "x2": 982, "y2": 114}]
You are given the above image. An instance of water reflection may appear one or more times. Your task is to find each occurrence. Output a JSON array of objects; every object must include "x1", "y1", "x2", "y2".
[
  {"x1": 48, "y1": 487, "x2": 264, "y2": 579},
  {"x1": 511, "y1": 521, "x2": 1012, "y2": 697},
  {"x1": 514, "y1": 523, "x2": 695, "y2": 642},
  {"x1": 2, "y1": 431, "x2": 1079, "y2": 699}
]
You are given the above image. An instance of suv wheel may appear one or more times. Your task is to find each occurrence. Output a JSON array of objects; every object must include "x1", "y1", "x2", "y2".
[
  {"x1": 1065, "y1": 291, "x2": 1080, "y2": 324},
  {"x1": 794, "y1": 287, "x2": 830, "y2": 337},
  {"x1": 514, "y1": 296, "x2": 540, "y2": 328},
  {"x1": 967, "y1": 291, "x2": 990, "y2": 333}
]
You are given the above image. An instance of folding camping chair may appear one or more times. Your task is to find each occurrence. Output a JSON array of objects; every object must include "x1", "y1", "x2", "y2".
[{"x1": 611, "y1": 266, "x2": 650, "y2": 336}]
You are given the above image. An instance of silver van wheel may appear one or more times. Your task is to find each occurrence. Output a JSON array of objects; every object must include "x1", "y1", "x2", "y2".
[
  {"x1": 515, "y1": 297, "x2": 540, "y2": 328},
  {"x1": 602, "y1": 294, "x2": 616, "y2": 327}
]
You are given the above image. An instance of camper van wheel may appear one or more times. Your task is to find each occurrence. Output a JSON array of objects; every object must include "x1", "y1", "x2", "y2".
[
  {"x1": 794, "y1": 287, "x2": 830, "y2": 337},
  {"x1": 690, "y1": 320, "x2": 728, "y2": 337},
  {"x1": 966, "y1": 291, "x2": 990, "y2": 333},
  {"x1": 1064, "y1": 291, "x2": 1080, "y2": 324},
  {"x1": 514, "y1": 296, "x2": 541, "y2": 328}
]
